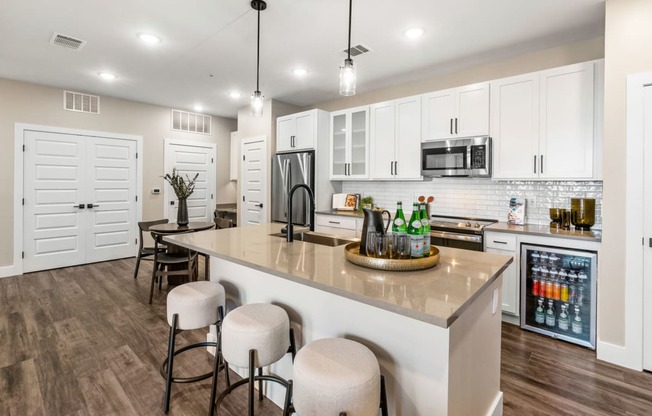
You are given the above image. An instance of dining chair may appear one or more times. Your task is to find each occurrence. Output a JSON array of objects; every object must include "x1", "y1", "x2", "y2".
[
  {"x1": 215, "y1": 217, "x2": 234, "y2": 229},
  {"x1": 149, "y1": 230, "x2": 198, "y2": 304},
  {"x1": 134, "y1": 219, "x2": 169, "y2": 279}
]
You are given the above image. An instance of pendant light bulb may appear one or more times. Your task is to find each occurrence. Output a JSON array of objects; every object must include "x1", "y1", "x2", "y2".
[
  {"x1": 251, "y1": 90, "x2": 264, "y2": 118},
  {"x1": 339, "y1": 58, "x2": 356, "y2": 96}
]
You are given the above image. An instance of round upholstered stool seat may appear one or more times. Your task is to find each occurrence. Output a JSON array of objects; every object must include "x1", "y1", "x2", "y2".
[
  {"x1": 221, "y1": 303, "x2": 291, "y2": 368},
  {"x1": 291, "y1": 338, "x2": 383, "y2": 416},
  {"x1": 162, "y1": 281, "x2": 227, "y2": 414},
  {"x1": 167, "y1": 280, "x2": 226, "y2": 330}
]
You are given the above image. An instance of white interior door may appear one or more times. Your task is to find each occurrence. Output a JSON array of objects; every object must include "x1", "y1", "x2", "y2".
[
  {"x1": 643, "y1": 85, "x2": 652, "y2": 371},
  {"x1": 240, "y1": 136, "x2": 267, "y2": 226},
  {"x1": 23, "y1": 131, "x2": 138, "y2": 273},
  {"x1": 164, "y1": 140, "x2": 216, "y2": 223}
]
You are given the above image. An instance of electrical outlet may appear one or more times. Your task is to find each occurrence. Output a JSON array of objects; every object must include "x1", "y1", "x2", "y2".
[{"x1": 528, "y1": 197, "x2": 537, "y2": 208}]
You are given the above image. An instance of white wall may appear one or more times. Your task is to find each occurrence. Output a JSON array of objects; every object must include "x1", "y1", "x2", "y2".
[{"x1": 0, "y1": 77, "x2": 236, "y2": 270}]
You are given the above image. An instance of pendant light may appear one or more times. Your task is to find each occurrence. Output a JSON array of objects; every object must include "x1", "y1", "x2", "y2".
[
  {"x1": 339, "y1": 0, "x2": 356, "y2": 96},
  {"x1": 251, "y1": 0, "x2": 266, "y2": 117}
]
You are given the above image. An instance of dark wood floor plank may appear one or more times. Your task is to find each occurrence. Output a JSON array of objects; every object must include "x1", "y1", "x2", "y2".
[
  {"x1": 78, "y1": 368, "x2": 139, "y2": 416},
  {"x1": 0, "y1": 358, "x2": 47, "y2": 416},
  {"x1": 34, "y1": 349, "x2": 87, "y2": 415}
]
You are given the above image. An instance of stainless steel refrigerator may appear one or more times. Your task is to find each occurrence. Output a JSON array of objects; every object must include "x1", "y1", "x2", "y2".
[
  {"x1": 520, "y1": 243, "x2": 597, "y2": 349},
  {"x1": 272, "y1": 151, "x2": 315, "y2": 226}
]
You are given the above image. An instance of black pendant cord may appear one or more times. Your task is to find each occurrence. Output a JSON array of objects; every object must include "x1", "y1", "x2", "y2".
[
  {"x1": 256, "y1": 6, "x2": 261, "y2": 92},
  {"x1": 346, "y1": 0, "x2": 352, "y2": 62}
]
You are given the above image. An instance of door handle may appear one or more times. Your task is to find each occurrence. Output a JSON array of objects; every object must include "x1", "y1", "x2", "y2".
[
  {"x1": 258, "y1": 203, "x2": 263, "y2": 208},
  {"x1": 87, "y1": 203, "x2": 98, "y2": 208},
  {"x1": 74, "y1": 204, "x2": 85, "y2": 209},
  {"x1": 455, "y1": 118, "x2": 458, "y2": 134}
]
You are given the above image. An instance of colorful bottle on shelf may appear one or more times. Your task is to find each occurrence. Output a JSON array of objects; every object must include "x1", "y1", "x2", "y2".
[
  {"x1": 392, "y1": 201, "x2": 407, "y2": 236},
  {"x1": 532, "y1": 278, "x2": 541, "y2": 297},
  {"x1": 560, "y1": 283, "x2": 569, "y2": 302},
  {"x1": 535, "y1": 298, "x2": 545, "y2": 324},
  {"x1": 419, "y1": 203, "x2": 431, "y2": 257},
  {"x1": 545, "y1": 299, "x2": 556, "y2": 327},
  {"x1": 407, "y1": 203, "x2": 424, "y2": 259}
]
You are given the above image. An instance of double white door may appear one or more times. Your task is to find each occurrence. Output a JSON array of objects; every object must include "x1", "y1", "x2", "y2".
[{"x1": 23, "y1": 131, "x2": 138, "y2": 272}]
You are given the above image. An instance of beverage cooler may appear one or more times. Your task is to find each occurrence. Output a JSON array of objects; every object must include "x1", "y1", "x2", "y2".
[{"x1": 520, "y1": 244, "x2": 597, "y2": 349}]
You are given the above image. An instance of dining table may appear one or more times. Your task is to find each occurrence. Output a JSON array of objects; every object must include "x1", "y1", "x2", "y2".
[{"x1": 149, "y1": 221, "x2": 215, "y2": 285}]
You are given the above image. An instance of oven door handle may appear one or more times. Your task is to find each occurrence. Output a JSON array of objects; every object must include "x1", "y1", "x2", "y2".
[{"x1": 430, "y1": 230, "x2": 482, "y2": 243}]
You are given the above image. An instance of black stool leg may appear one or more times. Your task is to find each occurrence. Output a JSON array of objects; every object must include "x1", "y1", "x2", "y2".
[
  {"x1": 282, "y1": 380, "x2": 293, "y2": 416},
  {"x1": 257, "y1": 368, "x2": 263, "y2": 401},
  {"x1": 248, "y1": 349, "x2": 255, "y2": 416},
  {"x1": 380, "y1": 374, "x2": 389, "y2": 416},
  {"x1": 208, "y1": 334, "x2": 222, "y2": 416},
  {"x1": 288, "y1": 328, "x2": 297, "y2": 362},
  {"x1": 163, "y1": 314, "x2": 178, "y2": 413}
]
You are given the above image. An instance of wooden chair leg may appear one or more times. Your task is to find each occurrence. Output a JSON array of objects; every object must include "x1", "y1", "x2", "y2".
[
  {"x1": 204, "y1": 255, "x2": 210, "y2": 280},
  {"x1": 134, "y1": 253, "x2": 142, "y2": 279},
  {"x1": 149, "y1": 262, "x2": 158, "y2": 304}
]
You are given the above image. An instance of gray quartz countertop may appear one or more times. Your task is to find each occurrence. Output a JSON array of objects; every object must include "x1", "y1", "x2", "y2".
[
  {"x1": 315, "y1": 209, "x2": 364, "y2": 218},
  {"x1": 485, "y1": 222, "x2": 601, "y2": 242},
  {"x1": 164, "y1": 223, "x2": 513, "y2": 328}
]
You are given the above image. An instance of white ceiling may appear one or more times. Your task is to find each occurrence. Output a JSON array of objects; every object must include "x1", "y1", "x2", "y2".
[{"x1": 0, "y1": 0, "x2": 605, "y2": 119}]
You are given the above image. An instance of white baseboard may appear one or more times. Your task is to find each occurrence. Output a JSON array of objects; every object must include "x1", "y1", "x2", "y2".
[
  {"x1": 0, "y1": 265, "x2": 20, "y2": 278},
  {"x1": 488, "y1": 391, "x2": 503, "y2": 416},
  {"x1": 597, "y1": 340, "x2": 642, "y2": 371}
]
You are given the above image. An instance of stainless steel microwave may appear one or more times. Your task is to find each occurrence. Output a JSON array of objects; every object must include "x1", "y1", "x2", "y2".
[{"x1": 421, "y1": 136, "x2": 492, "y2": 178}]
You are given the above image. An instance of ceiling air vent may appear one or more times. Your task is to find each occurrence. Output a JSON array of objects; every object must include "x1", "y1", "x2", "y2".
[
  {"x1": 171, "y1": 109, "x2": 212, "y2": 135},
  {"x1": 50, "y1": 33, "x2": 86, "y2": 50},
  {"x1": 64, "y1": 91, "x2": 100, "y2": 114},
  {"x1": 342, "y1": 44, "x2": 371, "y2": 57}
]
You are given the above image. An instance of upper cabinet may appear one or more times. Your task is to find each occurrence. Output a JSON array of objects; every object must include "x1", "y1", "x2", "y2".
[
  {"x1": 491, "y1": 61, "x2": 601, "y2": 180},
  {"x1": 369, "y1": 96, "x2": 422, "y2": 180},
  {"x1": 277, "y1": 109, "x2": 320, "y2": 153},
  {"x1": 422, "y1": 83, "x2": 490, "y2": 141},
  {"x1": 330, "y1": 106, "x2": 369, "y2": 180}
]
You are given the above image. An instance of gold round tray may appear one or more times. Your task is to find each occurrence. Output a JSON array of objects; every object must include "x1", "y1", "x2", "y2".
[{"x1": 344, "y1": 242, "x2": 440, "y2": 272}]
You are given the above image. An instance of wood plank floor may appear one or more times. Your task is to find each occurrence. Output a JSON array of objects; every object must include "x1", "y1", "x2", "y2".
[{"x1": 0, "y1": 258, "x2": 651, "y2": 415}]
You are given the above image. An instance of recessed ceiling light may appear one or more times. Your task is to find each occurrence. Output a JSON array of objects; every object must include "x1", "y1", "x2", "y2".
[
  {"x1": 293, "y1": 68, "x2": 308, "y2": 76},
  {"x1": 194, "y1": 105, "x2": 203, "y2": 112},
  {"x1": 98, "y1": 72, "x2": 117, "y2": 80},
  {"x1": 229, "y1": 92, "x2": 242, "y2": 99},
  {"x1": 138, "y1": 33, "x2": 161, "y2": 44},
  {"x1": 404, "y1": 27, "x2": 425, "y2": 39}
]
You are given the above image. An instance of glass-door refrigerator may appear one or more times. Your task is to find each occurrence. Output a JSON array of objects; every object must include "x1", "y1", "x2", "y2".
[{"x1": 520, "y1": 243, "x2": 597, "y2": 349}]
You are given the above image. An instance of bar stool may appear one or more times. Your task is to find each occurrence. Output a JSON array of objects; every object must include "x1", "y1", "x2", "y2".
[
  {"x1": 211, "y1": 303, "x2": 296, "y2": 416},
  {"x1": 284, "y1": 338, "x2": 389, "y2": 416},
  {"x1": 162, "y1": 281, "x2": 228, "y2": 414}
]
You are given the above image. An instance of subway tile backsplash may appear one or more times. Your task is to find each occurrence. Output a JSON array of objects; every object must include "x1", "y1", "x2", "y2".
[{"x1": 341, "y1": 179, "x2": 603, "y2": 229}]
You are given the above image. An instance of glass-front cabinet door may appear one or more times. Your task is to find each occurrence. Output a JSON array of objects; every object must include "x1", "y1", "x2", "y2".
[{"x1": 330, "y1": 106, "x2": 369, "y2": 180}]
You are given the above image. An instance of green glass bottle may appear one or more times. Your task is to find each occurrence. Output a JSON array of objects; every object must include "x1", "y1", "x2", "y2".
[
  {"x1": 419, "y1": 203, "x2": 431, "y2": 257},
  {"x1": 392, "y1": 201, "x2": 407, "y2": 236},
  {"x1": 407, "y1": 202, "x2": 424, "y2": 258}
]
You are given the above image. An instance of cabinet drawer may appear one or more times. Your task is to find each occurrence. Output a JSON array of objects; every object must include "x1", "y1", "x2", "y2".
[
  {"x1": 316, "y1": 215, "x2": 357, "y2": 230},
  {"x1": 485, "y1": 234, "x2": 517, "y2": 251}
]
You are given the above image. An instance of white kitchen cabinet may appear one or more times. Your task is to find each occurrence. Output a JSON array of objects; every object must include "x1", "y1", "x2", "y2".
[
  {"x1": 330, "y1": 106, "x2": 369, "y2": 180},
  {"x1": 314, "y1": 214, "x2": 358, "y2": 238},
  {"x1": 485, "y1": 232, "x2": 519, "y2": 316},
  {"x1": 370, "y1": 96, "x2": 422, "y2": 180},
  {"x1": 421, "y1": 82, "x2": 489, "y2": 141},
  {"x1": 230, "y1": 131, "x2": 239, "y2": 181},
  {"x1": 491, "y1": 61, "x2": 599, "y2": 180},
  {"x1": 277, "y1": 109, "x2": 322, "y2": 153}
]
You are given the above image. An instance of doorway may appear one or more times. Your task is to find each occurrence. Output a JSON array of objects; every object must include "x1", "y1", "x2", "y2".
[
  {"x1": 240, "y1": 136, "x2": 268, "y2": 226},
  {"x1": 164, "y1": 139, "x2": 216, "y2": 223},
  {"x1": 644, "y1": 83, "x2": 652, "y2": 371},
  {"x1": 19, "y1": 126, "x2": 142, "y2": 273}
]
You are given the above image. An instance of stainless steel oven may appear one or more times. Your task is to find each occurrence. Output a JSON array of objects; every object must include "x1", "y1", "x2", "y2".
[
  {"x1": 421, "y1": 136, "x2": 491, "y2": 178},
  {"x1": 429, "y1": 215, "x2": 497, "y2": 252}
]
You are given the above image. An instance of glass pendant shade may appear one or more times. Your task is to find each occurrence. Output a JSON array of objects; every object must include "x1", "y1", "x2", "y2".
[
  {"x1": 339, "y1": 58, "x2": 356, "y2": 96},
  {"x1": 251, "y1": 90, "x2": 264, "y2": 118}
]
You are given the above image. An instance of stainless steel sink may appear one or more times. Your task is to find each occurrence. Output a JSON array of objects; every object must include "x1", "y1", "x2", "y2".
[{"x1": 269, "y1": 231, "x2": 355, "y2": 247}]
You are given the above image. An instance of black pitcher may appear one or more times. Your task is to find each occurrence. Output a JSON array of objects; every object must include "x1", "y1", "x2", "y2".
[{"x1": 359, "y1": 208, "x2": 391, "y2": 256}]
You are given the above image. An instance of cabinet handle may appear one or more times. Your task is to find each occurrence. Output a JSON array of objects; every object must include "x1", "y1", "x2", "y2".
[
  {"x1": 455, "y1": 118, "x2": 458, "y2": 134},
  {"x1": 394, "y1": 161, "x2": 398, "y2": 176},
  {"x1": 450, "y1": 118, "x2": 453, "y2": 135},
  {"x1": 540, "y1": 155, "x2": 544, "y2": 174},
  {"x1": 328, "y1": 221, "x2": 341, "y2": 225},
  {"x1": 390, "y1": 161, "x2": 394, "y2": 175},
  {"x1": 533, "y1": 155, "x2": 537, "y2": 174},
  {"x1": 493, "y1": 240, "x2": 508, "y2": 245},
  {"x1": 73, "y1": 204, "x2": 86, "y2": 209}
]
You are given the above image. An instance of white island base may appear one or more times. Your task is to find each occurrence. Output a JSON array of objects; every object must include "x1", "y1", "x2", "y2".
[{"x1": 210, "y1": 257, "x2": 503, "y2": 416}]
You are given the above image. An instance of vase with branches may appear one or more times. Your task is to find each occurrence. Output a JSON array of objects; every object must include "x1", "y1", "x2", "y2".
[{"x1": 164, "y1": 168, "x2": 199, "y2": 226}]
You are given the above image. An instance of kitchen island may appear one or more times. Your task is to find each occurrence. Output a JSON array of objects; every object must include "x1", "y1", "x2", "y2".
[{"x1": 165, "y1": 223, "x2": 512, "y2": 416}]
